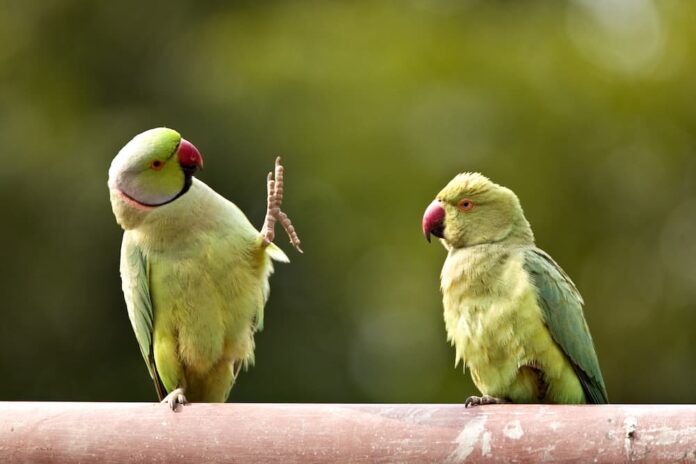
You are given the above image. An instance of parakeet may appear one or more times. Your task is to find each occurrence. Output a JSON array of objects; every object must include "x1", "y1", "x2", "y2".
[
  {"x1": 108, "y1": 127, "x2": 302, "y2": 409},
  {"x1": 422, "y1": 172, "x2": 607, "y2": 405}
]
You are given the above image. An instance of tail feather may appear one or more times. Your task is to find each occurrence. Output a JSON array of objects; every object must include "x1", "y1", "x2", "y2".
[{"x1": 265, "y1": 242, "x2": 289, "y2": 263}]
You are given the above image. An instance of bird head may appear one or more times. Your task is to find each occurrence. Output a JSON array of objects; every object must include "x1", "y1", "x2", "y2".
[
  {"x1": 422, "y1": 172, "x2": 533, "y2": 249},
  {"x1": 108, "y1": 127, "x2": 204, "y2": 208}
]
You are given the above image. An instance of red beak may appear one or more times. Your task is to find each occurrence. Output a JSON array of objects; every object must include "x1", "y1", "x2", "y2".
[
  {"x1": 177, "y1": 138, "x2": 204, "y2": 173},
  {"x1": 422, "y1": 200, "x2": 445, "y2": 243}
]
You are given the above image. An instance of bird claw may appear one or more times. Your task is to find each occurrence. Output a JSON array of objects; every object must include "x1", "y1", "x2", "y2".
[
  {"x1": 465, "y1": 395, "x2": 509, "y2": 408},
  {"x1": 161, "y1": 387, "x2": 189, "y2": 411},
  {"x1": 261, "y1": 156, "x2": 303, "y2": 253}
]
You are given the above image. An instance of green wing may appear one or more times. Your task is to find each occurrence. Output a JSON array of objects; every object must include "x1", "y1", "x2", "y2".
[
  {"x1": 120, "y1": 234, "x2": 166, "y2": 400},
  {"x1": 523, "y1": 248, "x2": 609, "y2": 404}
]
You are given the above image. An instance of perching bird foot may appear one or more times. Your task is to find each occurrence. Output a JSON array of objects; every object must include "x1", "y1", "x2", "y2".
[
  {"x1": 465, "y1": 395, "x2": 510, "y2": 408},
  {"x1": 161, "y1": 387, "x2": 189, "y2": 411},
  {"x1": 261, "y1": 156, "x2": 303, "y2": 253}
]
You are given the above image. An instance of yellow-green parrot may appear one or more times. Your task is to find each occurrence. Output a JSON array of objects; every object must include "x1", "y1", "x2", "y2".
[
  {"x1": 422, "y1": 172, "x2": 608, "y2": 405},
  {"x1": 108, "y1": 128, "x2": 302, "y2": 409}
]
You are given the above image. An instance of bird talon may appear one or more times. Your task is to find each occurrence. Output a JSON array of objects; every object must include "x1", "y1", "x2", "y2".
[
  {"x1": 465, "y1": 395, "x2": 507, "y2": 407},
  {"x1": 465, "y1": 396, "x2": 480, "y2": 408},
  {"x1": 162, "y1": 387, "x2": 188, "y2": 411},
  {"x1": 261, "y1": 156, "x2": 302, "y2": 252}
]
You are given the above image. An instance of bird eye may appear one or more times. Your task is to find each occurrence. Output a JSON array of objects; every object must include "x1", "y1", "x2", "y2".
[
  {"x1": 150, "y1": 160, "x2": 164, "y2": 171},
  {"x1": 458, "y1": 198, "x2": 474, "y2": 211}
]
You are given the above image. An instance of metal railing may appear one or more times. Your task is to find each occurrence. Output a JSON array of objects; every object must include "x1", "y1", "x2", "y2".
[{"x1": 1, "y1": 403, "x2": 694, "y2": 462}]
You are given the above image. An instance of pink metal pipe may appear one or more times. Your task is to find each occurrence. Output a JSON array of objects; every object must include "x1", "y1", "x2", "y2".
[{"x1": 0, "y1": 403, "x2": 695, "y2": 463}]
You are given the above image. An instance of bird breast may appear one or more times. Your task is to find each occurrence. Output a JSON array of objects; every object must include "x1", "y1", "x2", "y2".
[{"x1": 441, "y1": 245, "x2": 545, "y2": 391}]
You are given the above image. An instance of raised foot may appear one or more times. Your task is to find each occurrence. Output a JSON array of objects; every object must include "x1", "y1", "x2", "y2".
[
  {"x1": 261, "y1": 156, "x2": 303, "y2": 253},
  {"x1": 161, "y1": 387, "x2": 188, "y2": 411},
  {"x1": 465, "y1": 395, "x2": 510, "y2": 408}
]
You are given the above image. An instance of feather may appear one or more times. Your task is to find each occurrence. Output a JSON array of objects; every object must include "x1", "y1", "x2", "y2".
[{"x1": 523, "y1": 248, "x2": 609, "y2": 404}]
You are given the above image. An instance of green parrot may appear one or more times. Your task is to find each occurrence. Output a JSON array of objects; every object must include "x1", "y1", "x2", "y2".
[
  {"x1": 108, "y1": 127, "x2": 302, "y2": 409},
  {"x1": 422, "y1": 172, "x2": 608, "y2": 405}
]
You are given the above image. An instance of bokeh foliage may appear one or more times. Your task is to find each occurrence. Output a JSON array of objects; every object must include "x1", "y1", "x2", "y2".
[{"x1": 1, "y1": 0, "x2": 695, "y2": 403}]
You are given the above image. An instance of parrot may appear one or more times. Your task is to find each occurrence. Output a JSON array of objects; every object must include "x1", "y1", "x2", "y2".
[
  {"x1": 422, "y1": 172, "x2": 608, "y2": 405},
  {"x1": 108, "y1": 127, "x2": 302, "y2": 409}
]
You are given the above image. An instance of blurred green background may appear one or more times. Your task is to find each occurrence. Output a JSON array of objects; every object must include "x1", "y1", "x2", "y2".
[{"x1": 1, "y1": 0, "x2": 695, "y2": 404}]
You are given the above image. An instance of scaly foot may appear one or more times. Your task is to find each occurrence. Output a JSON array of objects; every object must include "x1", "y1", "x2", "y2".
[
  {"x1": 465, "y1": 395, "x2": 510, "y2": 408},
  {"x1": 261, "y1": 156, "x2": 303, "y2": 253},
  {"x1": 161, "y1": 387, "x2": 188, "y2": 411}
]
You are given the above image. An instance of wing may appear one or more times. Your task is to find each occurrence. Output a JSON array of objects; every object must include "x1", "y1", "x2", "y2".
[
  {"x1": 523, "y1": 248, "x2": 609, "y2": 404},
  {"x1": 120, "y1": 234, "x2": 166, "y2": 401}
]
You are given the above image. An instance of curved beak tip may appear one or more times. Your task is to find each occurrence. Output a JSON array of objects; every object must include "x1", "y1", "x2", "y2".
[
  {"x1": 422, "y1": 200, "x2": 445, "y2": 243},
  {"x1": 177, "y1": 138, "x2": 204, "y2": 172}
]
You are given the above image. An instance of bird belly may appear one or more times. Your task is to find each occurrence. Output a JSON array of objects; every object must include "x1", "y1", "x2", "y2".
[
  {"x1": 443, "y1": 253, "x2": 584, "y2": 403},
  {"x1": 150, "y1": 242, "x2": 268, "y2": 400}
]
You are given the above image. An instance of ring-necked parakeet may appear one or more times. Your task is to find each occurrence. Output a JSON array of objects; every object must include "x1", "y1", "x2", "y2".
[
  {"x1": 108, "y1": 128, "x2": 302, "y2": 409},
  {"x1": 422, "y1": 172, "x2": 607, "y2": 405}
]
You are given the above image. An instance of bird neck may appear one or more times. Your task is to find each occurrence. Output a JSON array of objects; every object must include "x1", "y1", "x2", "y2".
[
  {"x1": 113, "y1": 179, "x2": 213, "y2": 251},
  {"x1": 441, "y1": 243, "x2": 516, "y2": 297},
  {"x1": 500, "y1": 215, "x2": 535, "y2": 247}
]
